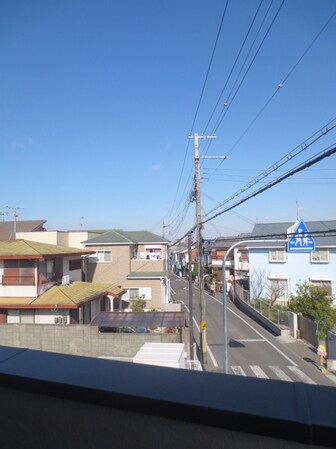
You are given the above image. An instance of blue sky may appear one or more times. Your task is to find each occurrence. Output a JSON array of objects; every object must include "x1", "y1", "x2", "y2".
[{"x1": 1, "y1": 0, "x2": 336, "y2": 240}]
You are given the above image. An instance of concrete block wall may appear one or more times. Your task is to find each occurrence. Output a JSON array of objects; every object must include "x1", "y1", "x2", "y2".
[{"x1": 0, "y1": 324, "x2": 182, "y2": 358}]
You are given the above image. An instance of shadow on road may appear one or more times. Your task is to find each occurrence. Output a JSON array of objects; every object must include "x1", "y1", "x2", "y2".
[{"x1": 229, "y1": 339, "x2": 245, "y2": 348}]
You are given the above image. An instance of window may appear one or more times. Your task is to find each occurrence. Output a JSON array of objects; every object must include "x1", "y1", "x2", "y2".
[
  {"x1": 20, "y1": 309, "x2": 35, "y2": 324},
  {"x1": 129, "y1": 288, "x2": 140, "y2": 299},
  {"x1": 39, "y1": 258, "x2": 56, "y2": 283},
  {"x1": 69, "y1": 259, "x2": 82, "y2": 271},
  {"x1": 269, "y1": 278, "x2": 288, "y2": 303},
  {"x1": 311, "y1": 248, "x2": 329, "y2": 263},
  {"x1": 96, "y1": 251, "x2": 112, "y2": 263},
  {"x1": 128, "y1": 288, "x2": 151, "y2": 300},
  {"x1": 269, "y1": 249, "x2": 286, "y2": 262},
  {"x1": 238, "y1": 250, "x2": 248, "y2": 262},
  {"x1": 310, "y1": 280, "x2": 332, "y2": 295},
  {"x1": 3, "y1": 260, "x2": 35, "y2": 285}
]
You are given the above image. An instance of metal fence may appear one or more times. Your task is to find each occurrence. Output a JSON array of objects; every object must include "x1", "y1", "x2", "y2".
[
  {"x1": 297, "y1": 314, "x2": 318, "y2": 347},
  {"x1": 235, "y1": 284, "x2": 290, "y2": 330}
]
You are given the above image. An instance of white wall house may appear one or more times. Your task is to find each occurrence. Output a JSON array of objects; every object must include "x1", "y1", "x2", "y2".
[{"x1": 247, "y1": 220, "x2": 336, "y2": 305}]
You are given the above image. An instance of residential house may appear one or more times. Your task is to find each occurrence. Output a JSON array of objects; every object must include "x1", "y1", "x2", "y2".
[
  {"x1": 169, "y1": 240, "x2": 197, "y2": 276},
  {"x1": 207, "y1": 235, "x2": 250, "y2": 283},
  {"x1": 247, "y1": 220, "x2": 336, "y2": 305},
  {"x1": 83, "y1": 230, "x2": 170, "y2": 310},
  {"x1": 0, "y1": 240, "x2": 125, "y2": 324}
]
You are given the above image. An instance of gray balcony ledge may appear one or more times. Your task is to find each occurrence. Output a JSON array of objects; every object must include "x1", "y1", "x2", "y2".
[{"x1": 0, "y1": 345, "x2": 335, "y2": 448}]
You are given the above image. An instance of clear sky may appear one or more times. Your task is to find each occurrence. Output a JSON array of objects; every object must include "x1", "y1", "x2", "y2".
[{"x1": 1, "y1": 0, "x2": 336, "y2": 240}]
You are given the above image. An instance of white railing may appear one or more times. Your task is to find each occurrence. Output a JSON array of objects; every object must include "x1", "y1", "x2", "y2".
[{"x1": 134, "y1": 253, "x2": 162, "y2": 260}]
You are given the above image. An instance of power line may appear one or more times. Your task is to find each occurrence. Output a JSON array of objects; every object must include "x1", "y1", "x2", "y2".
[
  {"x1": 203, "y1": 117, "x2": 336, "y2": 219},
  {"x1": 225, "y1": 6, "x2": 336, "y2": 158},
  {"x1": 202, "y1": 143, "x2": 336, "y2": 226},
  {"x1": 200, "y1": 0, "x2": 284, "y2": 169},
  {"x1": 189, "y1": 0, "x2": 229, "y2": 133},
  {"x1": 202, "y1": 0, "x2": 264, "y2": 135},
  {"x1": 166, "y1": 1, "x2": 230, "y2": 225},
  {"x1": 213, "y1": 0, "x2": 286, "y2": 135}
]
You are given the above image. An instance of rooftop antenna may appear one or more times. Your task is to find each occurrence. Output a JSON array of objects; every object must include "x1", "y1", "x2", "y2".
[
  {"x1": 0, "y1": 211, "x2": 8, "y2": 222},
  {"x1": 5, "y1": 206, "x2": 24, "y2": 239}
]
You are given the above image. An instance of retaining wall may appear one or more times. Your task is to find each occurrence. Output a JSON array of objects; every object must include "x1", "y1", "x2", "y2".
[
  {"x1": 0, "y1": 324, "x2": 182, "y2": 358},
  {"x1": 234, "y1": 294, "x2": 282, "y2": 336}
]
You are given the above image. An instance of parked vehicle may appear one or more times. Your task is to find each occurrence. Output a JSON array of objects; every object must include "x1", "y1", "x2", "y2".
[{"x1": 99, "y1": 326, "x2": 135, "y2": 333}]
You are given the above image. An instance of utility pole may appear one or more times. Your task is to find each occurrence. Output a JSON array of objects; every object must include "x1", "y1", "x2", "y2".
[
  {"x1": 189, "y1": 133, "x2": 222, "y2": 365},
  {"x1": 188, "y1": 233, "x2": 194, "y2": 361},
  {"x1": 163, "y1": 221, "x2": 169, "y2": 239}
]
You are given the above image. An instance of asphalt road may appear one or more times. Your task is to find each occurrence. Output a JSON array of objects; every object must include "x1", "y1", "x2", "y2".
[{"x1": 170, "y1": 273, "x2": 334, "y2": 386}]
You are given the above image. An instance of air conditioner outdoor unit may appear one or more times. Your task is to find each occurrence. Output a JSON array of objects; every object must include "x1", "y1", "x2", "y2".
[
  {"x1": 54, "y1": 317, "x2": 59, "y2": 324},
  {"x1": 62, "y1": 275, "x2": 70, "y2": 285}
]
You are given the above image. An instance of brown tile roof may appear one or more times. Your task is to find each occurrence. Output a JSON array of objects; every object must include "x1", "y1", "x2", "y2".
[
  {"x1": 0, "y1": 282, "x2": 125, "y2": 309},
  {"x1": 0, "y1": 297, "x2": 34, "y2": 307},
  {"x1": 0, "y1": 240, "x2": 93, "y2": 259},
  {"x1": 0, "y1": 220, "x2": 46, "y2": 240},
  {"x1": 32, "y1": 282, "x2": 125, "y2": 308}
]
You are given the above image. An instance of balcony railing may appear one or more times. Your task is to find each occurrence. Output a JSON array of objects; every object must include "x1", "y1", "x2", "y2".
[{"x1": 134, "y1": 253, "x2": 162, "y2": 261}]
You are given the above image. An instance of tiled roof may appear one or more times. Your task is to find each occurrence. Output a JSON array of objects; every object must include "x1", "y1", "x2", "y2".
[
  {"x1": 0, "y1": 240, "x2": 93, "y2": 258},
  {"x1": 32, "y1": 282, "x2": 125, "y2": 307},
  {"x1": 0, "y1": 220, "x2": 46, "y2": 240},
  {"x1": 83, "y1": 229, "x2": 168, "y2": 245},
  {"x1": 0, "y1": 297, "x2": 34, "y2": 306},
  {"x1": 250, "y1": 220, "x2": 336, "y2": 246}
]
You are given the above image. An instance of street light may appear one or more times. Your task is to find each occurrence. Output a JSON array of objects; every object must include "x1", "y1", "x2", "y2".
[{"x1": 222, "y1": 239, "x2": 286, "y2": 374}]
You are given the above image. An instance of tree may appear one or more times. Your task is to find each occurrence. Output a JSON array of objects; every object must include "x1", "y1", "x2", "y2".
[
  {"x1": 268, "y1": 279, "x2": 287, "y2": 307},
  {"x1": 289, "y1": 282, "x2": 336, "y2": 337},
  {"x1": 249, "y1": 267, "x2": 267, "y2": 300},
  {"x1": 130, "y1": 297, "x2": 146, "y2": 312}
]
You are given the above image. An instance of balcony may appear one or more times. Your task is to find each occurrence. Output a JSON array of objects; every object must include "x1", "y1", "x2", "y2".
[
  {"x1": 131, "y1": 255, "x2": 165, "y2": 273},
  {"x1": 0, "y1": 345, "x2": 335, "y2": 448}
]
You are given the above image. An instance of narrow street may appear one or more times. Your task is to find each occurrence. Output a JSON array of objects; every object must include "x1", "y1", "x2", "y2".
[{"x1": 170, "y1": 273, "x2": 334, "y2": 386}]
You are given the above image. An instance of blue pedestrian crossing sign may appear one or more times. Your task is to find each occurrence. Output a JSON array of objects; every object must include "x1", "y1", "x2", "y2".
[{"x1": 287, "y1": 220, "x2": 315, "y2": 252}]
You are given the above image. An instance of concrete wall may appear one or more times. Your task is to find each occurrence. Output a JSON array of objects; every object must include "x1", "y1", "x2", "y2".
[
  {"x1": 17, "y1": 231, "x2": 68, "y2": 246},
  {"x1": 16, "y1": 231, "x2": 101, "y2": 249},
  {"x1": 235, "y1": 290, "x2": 282, "y2": 336},
  {"x1": 0, "y1": 324, "x2": 182, "y2": 358},
  {"x1": 130, "y1": 259, "x2": 165, "y2": 272}
]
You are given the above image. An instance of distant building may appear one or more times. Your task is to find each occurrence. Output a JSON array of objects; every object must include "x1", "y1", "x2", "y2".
[
  {"x1": 83, "y1": 230, "x2": 170, "y2": 310},
  {"x1": 247, "y1": 220, "x2": 336, "y2": 304},
  {"x1": 0, "y1": 220, "x2": 46, "y2": 240}
]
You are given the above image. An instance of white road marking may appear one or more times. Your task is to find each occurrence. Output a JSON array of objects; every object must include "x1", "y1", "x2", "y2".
[
  {"x1": 269, "y1": 366, "x2": 293, "y2": 382},
  {"x1": 228, "y1": 306, "x2": 298, "y2": 366},
  {"x1": 207, "y1": 295, "x2": 297, "y2": 366},
  {"x1": 170, "y1": 288, "x2": 176, "y2": 295},
  {"x1": 182, "y1": 302, "x2": 219, "y2": 369},
  {"x1": 235, "y1": 339, "x2": 265, "y2": 342},
  {"x1": 288, "y1": 366, "x2": 316, "y2": 384},
  {"x1": 250, "y1": 365, "x2": 269, "y2": 379},
  {"x1": 231, "y1": 366, "x2": 246, "y2": 376}
]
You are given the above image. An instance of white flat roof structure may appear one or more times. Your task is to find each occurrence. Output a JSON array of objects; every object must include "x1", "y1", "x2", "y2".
[{"x1": 133, "y1": 343, "x2": 186, "y2": 369}]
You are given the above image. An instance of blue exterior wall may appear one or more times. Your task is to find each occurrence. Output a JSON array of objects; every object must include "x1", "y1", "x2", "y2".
[{"x1": 248, "y1": 247, "x2": 336, "y2": 303}]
